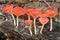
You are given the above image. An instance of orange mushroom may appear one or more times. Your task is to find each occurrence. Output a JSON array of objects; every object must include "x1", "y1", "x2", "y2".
[
  {"x1": 27, "y1": 9, "x2": 42, "y2": 35},
  {"x1": 25, "y1": 8, "x2": 32, "y2": 20},
  {"x1": 2, "y1": 4, "x2": 16, "y2": 26},
  {"x1": 13, "y1": 6, "x2": 24, "y2": 27},
  {"x1": 24, "y1": 20, "x2": 32, "y2": 35},
  {"x1": 39, "y1": 17, "x2": 49, "y2": 34},
  {"x1": 38, "y1": 13, "x2": 49, "y2": 34},
  {"x1": 45, "y1": 8, "x2": 58, "y2": 31},
  {"x1": 24, "y1": 20, "x2": 32, "y2": 26},
  {"x1": 2, "y1": 4, "x2": 13, "y2": 14}
]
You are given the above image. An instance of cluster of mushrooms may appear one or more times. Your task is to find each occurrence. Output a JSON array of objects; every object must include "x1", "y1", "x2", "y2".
[{"x1": 2, "y1": 4, "x2": 58, "y2": 35}]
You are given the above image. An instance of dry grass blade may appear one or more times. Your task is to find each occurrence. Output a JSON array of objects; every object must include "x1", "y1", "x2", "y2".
[{"x1": 43, "y1": 0, "x2": 51, "y2": 8}]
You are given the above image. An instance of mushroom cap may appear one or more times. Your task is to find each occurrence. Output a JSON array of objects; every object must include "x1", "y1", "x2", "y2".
[
  {"x1": 2, "y1": 4, "x2": 13, "y2": 14},
  {"x1": 13, "y1": 6, "x2": 24, "y2": 16},
  {"x1": 39, "y1": 17, "x2": 49, "y2": 25}
]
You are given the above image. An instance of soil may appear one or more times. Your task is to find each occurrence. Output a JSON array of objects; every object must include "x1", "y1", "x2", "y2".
[{"x1": 0, "y1": 19, "x2": 60, "y2": 40}]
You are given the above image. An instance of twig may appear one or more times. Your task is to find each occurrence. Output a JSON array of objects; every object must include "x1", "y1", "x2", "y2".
[
  {"x1": 43, "y1": 0, "x2": 51, "y2": 8},
  {"x1": 22, "y1": 32, "x2": 31, "y2": 36},
  {"x1": 40, "y1": 6, "x2": 44, "y2": 10},
  {"x1": 55, "y1": 18, "x2": 57, "y2": 21},
  {"x1": 19, "y1": 27, "x2": 27, "y2": 33}
]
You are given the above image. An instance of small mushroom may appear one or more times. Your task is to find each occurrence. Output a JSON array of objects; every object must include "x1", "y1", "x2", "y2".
[
  {"x1": 45, "y1": 8, "x2": 58, "y2": 31},
  {"x1": 2, "y1": 4, "x2": 16, "y2": 26},
  {"x1": 27, "y1": 9, "x2": 42, "y2": 35},
  {"x1": 13, "y1": 6, "x2": 24, "y2": 28},
  {"x1": 39, "y1": 17, "x2": 49, "y2": 34},
  {"x1": 24, "y1": 20, "x2": 32, "y2": 35}
]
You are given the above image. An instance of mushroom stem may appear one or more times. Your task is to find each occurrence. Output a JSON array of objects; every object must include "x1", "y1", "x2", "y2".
[
  {"x1": 28, "y1": 16, "x2": 30, "y2": 20},
  {"x1": 40, "y1": 25, "x2": 44, "y2": 34},
  {"x1": 11, "y1": 14, "x2": 16, "y2": 26},
  {"x1": 16, "y1": 16, "x2": 19, "y2": 27},
  {"x1": 29, "y1": 26, "x2": 32, "y2": 35},
  {"x1": 50, "y1": 19, "x2": 52, "y2": 31},
  {"x1": 34, "y1": 18, "x2": 37, "y2": 35},
  {"x1": 28, "y1": 16, "x2": 32, "y2": 35}
]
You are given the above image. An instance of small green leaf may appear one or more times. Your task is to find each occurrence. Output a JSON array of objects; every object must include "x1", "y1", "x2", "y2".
[{"x1": 52, "y1": 17, "x2": 57, "y2": 21}]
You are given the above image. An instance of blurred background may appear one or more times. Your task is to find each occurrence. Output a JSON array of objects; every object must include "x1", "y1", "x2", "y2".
[{"x1": 0, "y1": 0, "x2": 60, "y2": 40}]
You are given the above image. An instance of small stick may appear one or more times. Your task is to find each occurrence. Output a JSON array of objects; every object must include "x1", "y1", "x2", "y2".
[
  {"x1": 11, "y1": 14, "x2": 16, "y2": 26},
  {"x1": 50, "y1": 19, "x2": 52, "y2": 31},
  {"x1": 55, "y1": 18, "x2": 57, "y2": 21},
  {"x1": 40, "y1": 6, "x2": 44, "y2": 10},
  {"x1": 34, "y1": 18, "x2": 37, "y2": 35},
  {"x1": 40, "y1": 25, "x2": 44, "y2": 34},
  {"x1": 43, "y1": 0, "x2": 51, "y2": 8},
  {"x1": 19, "y1": 27, "x2": 27, "y2": 33},
  {"x1": 16, "y1": 16, "x2": 19, "y2": 27}
]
